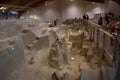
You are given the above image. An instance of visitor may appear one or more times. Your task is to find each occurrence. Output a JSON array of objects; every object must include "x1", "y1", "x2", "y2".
[
  {"x1": 83, "y1": 14, "x2": 86, "y2": 20},
  {"x1": 83, "y1": 14, "x2": 89, "y2": 20},
  {"x1": 98, "y1": 17, "x2": 103, "y2": 26},
  {"x1": 105, "y1": 13, "x2": 110, "y2": 25},
  {"x1": 54, "y1": 19, "x2": 57, "y2": 26},
  {"x1": 86, "y1": 14, "x2": 89, "y2": 20}
]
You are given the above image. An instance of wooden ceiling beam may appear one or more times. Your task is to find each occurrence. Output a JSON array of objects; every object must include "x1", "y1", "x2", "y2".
[
  {"x1": 30, "y1": 0, "x2": 50, "y2": 7},
  {"x1": 7, "y1": 0, "x2": 29, "y2": 6},
  {"x1": 85, "y1": 0, "x2": 105, "y2": 3},
  {"x1": 0, "y1": 0, "x2": 11, "y2": 4},
  {"x1": 7, "y1": 0, "x2": 21, "y2": 5},
  {"x1": 24, "y1": 0, "x2": 40, "y2": 7},
  {"x1": 16, "y1": 0, "x2": 30, "y2": 6},
  {"x1": 112, "y1": 0, "x2": 120, "y2": 5},
  {"x1": 35, "y1": 0, "x2": 54, "y2": 8}
]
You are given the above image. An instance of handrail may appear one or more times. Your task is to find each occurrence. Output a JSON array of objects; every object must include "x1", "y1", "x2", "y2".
[
  {"x1": 88, "y1": 20, "x2": 115, "y2": 40},
  {"x1": 82, "y1": 20, "x2": 115, "y2": 64}
]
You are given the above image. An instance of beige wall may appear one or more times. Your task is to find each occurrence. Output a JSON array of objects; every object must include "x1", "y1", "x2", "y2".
[
  {"x1": 21, "y1": 0, "x2": 109, "y2": 23},
  {"x1": 20, "y1": 9, "x2": 42, "y2": 19},
  {"x1": 40, "y1": 0, "x2": 61, "y2": 23},
  {"x1": 62, "y1": 0, "x2": 107, "y2": 19},
  {"x1": 40, "y1": 0, "x2": 108, "y2": 22},
  {"x1": 108, "y1": 0, "x2": 120, "y2": 16}
]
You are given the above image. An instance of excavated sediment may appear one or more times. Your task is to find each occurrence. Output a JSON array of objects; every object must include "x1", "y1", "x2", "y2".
[{"x1": 0, "y1": 19, "x2": 111, "y2": 80}]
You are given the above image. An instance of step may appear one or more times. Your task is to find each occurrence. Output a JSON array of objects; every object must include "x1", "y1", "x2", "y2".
[{"x1": 80, "y1": 69, "x2": 102, "y2": 80}]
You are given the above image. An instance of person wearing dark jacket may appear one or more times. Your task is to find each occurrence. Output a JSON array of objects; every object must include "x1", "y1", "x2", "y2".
[
  {"x1": 98, "y1": 17, "x2": 103, "y2": 26},
  {"x1": 83, "y1": 14, "x2": 86, "y2": 20},
  {"x1": 105, "y1": 14, "x2": 110, "y2": 24}
]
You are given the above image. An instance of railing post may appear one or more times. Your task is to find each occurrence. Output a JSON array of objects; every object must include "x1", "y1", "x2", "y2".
[
  {"x1": 101, "y1": 33, "x2": 106, "y2": 58},
  {"x1": 90, "y1": 25, "x2": 93, "y2": 42},
  {"x1": 114, "y1": 34, "x2": 120, "y2": 80},
  {"x1": 92, "y1": 26, "x2": 95, "y2": 41},
  {"x1": 96, "y1": 29, "x2": 99, "y2": 48}
]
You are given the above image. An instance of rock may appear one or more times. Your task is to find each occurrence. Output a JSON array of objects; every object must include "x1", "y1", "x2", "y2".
[
  {"x1": 80, "y1": 62, "x2": 90, "y2": 70},
  {"x1": 28, "y1": 23, "x2": 35, "y2": 27},
  {"x1": 49, "y1": 38, "x2": 68, "y2": 69},
  {"x1": 67, "y1": 67, "x2": 72, "y2": 70},
  {"x1": 80, "y1": 48, "x2": 88, "y2": 56},
  {"x1": 32, "y1": 40, "x2": 39, "y2": 44},
  {"x1": 52, "y1": 72, "x2": 59, "y2": 80},
  {"x1": 69, "y1": 30, "x2": 84, "y2": 50},
  {"x1": 41, "y1": 30, "x2": 47, "y2": 35},
  {"x1": 28, "y1": 56, "x2": 35, "y2": 64},
  {"x1": 60, "y1": 72, "x2": 69, "y2": 80},
  {"x1": 8, "y1": 40, "x2": 15, "y2": 45},
  {"x1": 27, "y1": 43, "x2": 33, "y2": 49},
  {"x1": 51, "y1": 72, "x2": 69, "y2": 80},
  {"x1": 22, "y1": 29, "x2": 29, "y2": 33},
  {"x1": 86, "y1": 47, "x2": 94, "y2": 62}
]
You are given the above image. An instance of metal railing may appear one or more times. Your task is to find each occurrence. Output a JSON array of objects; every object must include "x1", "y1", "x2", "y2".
[{"x1": 82, "y1": 20, "x2": 116, "y2": 64}]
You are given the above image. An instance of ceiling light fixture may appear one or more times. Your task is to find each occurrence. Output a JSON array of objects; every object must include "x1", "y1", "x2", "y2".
[
  {"x1": 70, "y1": 0, "x2": 73, "y2": 2},
  {"x1": 92, "y1": 2, "x2": 95, "y2": 4},
  {"x1": 0, "y1": 7, "x2": 7, "y2": 10}
]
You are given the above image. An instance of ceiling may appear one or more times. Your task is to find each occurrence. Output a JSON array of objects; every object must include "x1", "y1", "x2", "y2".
[
  {"x1": 0, "y1": 0, "x2": 51, "y2": 11},
  {"x1": 85, "y1": 0, "x2": 105, "y2": 3},
  {"x1": 0, "y1": 0, "x2": 119, "y2": 11},
  {"x1": 0, "y1": 0, "x2": 50, "y2": 7},
  {"x1": 112, "y1": 0, "x2": 120, "y2": 5},
  {"x1": 86, "y1": 0, "x2": 120, "y2": 4}
]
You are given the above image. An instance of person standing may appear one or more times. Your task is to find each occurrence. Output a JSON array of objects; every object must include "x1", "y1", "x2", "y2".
[
  {"x1": 105, "y1": 14, "x2": 110, "y2": 24},
  {"x1": 98, "y1": 17, "x2": 103, "y2": 26},
  {"x1": 83, "y1": 14, "x2": 86, "y2": 20},
  {"x1": 86, "y1": 14, "x2": 89, "y2": 20}
]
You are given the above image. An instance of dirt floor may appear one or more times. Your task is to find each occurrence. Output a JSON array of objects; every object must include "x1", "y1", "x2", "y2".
[
  {"x1": 18, "y1": 39, "x2": 111, "y2": 80},
  {"x1": 0, "y1": 20, "x2": 111, "y2": 80}
]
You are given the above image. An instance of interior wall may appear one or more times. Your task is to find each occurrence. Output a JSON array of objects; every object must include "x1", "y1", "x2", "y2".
[
  {"x1": 40, "y1": 0, "x2": 108, "y2": 22},
  {"x1": 108, "y1": 0, "x2": 120, "y2": 16},
  {"x1": 40, "y1": 0, "x2": 62, "y2": 24},
  {"x1": 62, "y1": 0, "x2": 108, "y2": 20},
  {"x1": 20, "y1": 0, "x2": 109, "y2": 23},
  {"x1": 20, "y1": 9, "x2": 42, "y2": 19}
]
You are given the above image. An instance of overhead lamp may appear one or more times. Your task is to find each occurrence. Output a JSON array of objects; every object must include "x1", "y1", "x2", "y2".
[
  {"x1": 0, "y1": 7, "x2": 7, "y2": 10},
  {"x1": 92, "y1": 2, "x2": 95, "y2": 4},
  {"x1": 70, "y1": 0, "x2": 73, "y2": 2},
  {"x1": 0, "y1": 7, "x2": 4, "y2": 10}
]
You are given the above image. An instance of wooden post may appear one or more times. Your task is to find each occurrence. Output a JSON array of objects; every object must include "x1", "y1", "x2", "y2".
[
  {"x1": 92, "y1": 26, "x2": 95, "y2": 41},
  {"x1": 101, "y1": 33, "x2": 106, "y2": 58},
  {"x1": 90, "y1": 25, "x2": 93, "y2": 42},
  {"x1": 96, "y1": 28, "x2": 99, "y2": 48}
]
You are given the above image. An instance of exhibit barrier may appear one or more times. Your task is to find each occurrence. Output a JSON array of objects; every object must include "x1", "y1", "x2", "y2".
[
  {"x1": 0, "y1": 36, "x2": 25, "y2": 80},
  {"x1": 82, "y1": 20, "x2": 115, "y2": 64}
]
